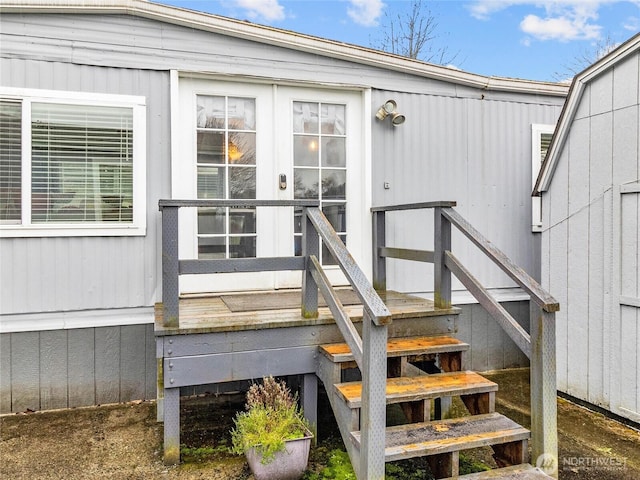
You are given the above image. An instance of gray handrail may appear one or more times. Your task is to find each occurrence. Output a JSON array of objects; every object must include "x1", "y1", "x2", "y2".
[
  {"x1": 441, "y1": 207, "x2": 559, "y2": 312},
  {"x1": 306, "y1": 207, "x2": 391, "y2": 325},
  {"x1": 308, "y1": 255, "x2": 364, "y2": 368}
]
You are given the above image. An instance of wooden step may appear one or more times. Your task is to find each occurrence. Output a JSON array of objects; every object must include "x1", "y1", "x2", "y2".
[
  {"x1": 320, "y1": 335, "x2": 469, "y2": 363},
  {"x1": 350, "y1": 412, "x2": 529, "y2": 463},
  {"x1": 445, "y1": 464, "x2": 552, "y2": 479},
  {"x1": 335, "y1": 371, "x2": 497, "y2": 409}
]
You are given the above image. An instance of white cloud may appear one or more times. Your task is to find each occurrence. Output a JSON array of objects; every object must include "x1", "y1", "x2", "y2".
[
  {"x1": 234, "y1": 0, "x2": 285, "y2": 22},
  {"x1": 467, "y1": 1, "x2": 622, "y2": 42},
  {"x1": 623, "y1": 15, "x2": 640, "y2": 30},
  {"x1": 347, "y1": 0, "x2": 385, "y2": 27},
  {"x1": 520, "y1": 13, "x2": 601, "y2": 41}
]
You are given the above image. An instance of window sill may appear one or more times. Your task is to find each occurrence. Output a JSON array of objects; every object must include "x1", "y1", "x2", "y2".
[{"x1": 0, "y1": 224, "x2": 146, "y2": 238}]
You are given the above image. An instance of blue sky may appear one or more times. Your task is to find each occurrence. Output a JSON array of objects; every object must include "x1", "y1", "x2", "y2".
[{"x1": 157, "y1": 0, "x2": 640, "y2": 81}]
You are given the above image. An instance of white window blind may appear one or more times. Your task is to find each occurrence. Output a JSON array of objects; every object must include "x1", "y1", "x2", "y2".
[
  {"x1": 30, "y1": 103, "x2": 134, "y2": 223},
  {"x1": 0, "y1": 100, "x2": 22, "y2": 223}
]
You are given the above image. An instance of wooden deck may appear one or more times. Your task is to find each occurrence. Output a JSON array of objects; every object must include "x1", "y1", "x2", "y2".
[{"x1": 155, "y1": 289, "x2": 459, "y2": 336}]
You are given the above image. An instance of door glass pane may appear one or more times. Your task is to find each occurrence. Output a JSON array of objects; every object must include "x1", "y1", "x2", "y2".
[
  {"x1": 294, "y1": 136, "x2": 319, "y2": 166},
  {"x1": 197, "y1": 166, "x2": 225, "y2": 199},
  {"x1": 294, "y1": 169, "x2": 319, "y2": 199},
  {"x1": 229, "y1": 167, "x2": 256, "y2": 199},
  {"x1": 198, "y1": 236, "x2": 226, "y2": 259},
  {"x1": 293, "y1": 102, "x2": 347, "y2": 264},
  {"x1": 198, "y1": 207, "x2": 226, "y2": 234},
  {"x1": 197, "y1": 132, "x2": 225, "y2": 164},
  {"x1": 228, "y1": 132, "x2": 256, "y2": 165},
  {"x1": 322, "y1": 203, "x2": 346, "y2": 233},
  {"x1": 196, "y1": 95, "x2": 257, "y2": 258},
  {"x1": 321, "y1": 137, "x2": 345, "y2": 167},
  {"x1": 293, "y1": 102, "x2": 319, "y2": 133},
  {"x1": 321, "y1": 104, "x2": 345, "y2": 134},
  {"x1": 321, "y1": 170, "x2": 346, "y2": 200}
]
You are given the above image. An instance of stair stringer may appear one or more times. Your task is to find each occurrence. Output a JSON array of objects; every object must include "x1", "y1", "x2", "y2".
[{"x1": 317, "y1": 353, "x2": 364, "y2": 479}]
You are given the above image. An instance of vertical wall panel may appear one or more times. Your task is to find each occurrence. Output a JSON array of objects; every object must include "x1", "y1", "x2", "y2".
[
  {"x1": 587, "y1": 197, "x2": 605, "y2": 406},
  {"x1": 10, "y1": 332, "x2": 40, "y2": 412},
  {"x1": 0, "y1": 334, "x2": 11, "y2": 413},
  {"x1": 39, "y1": 330, "x2": 68, "y2": 410},
  {"x1": 144, "y1": 324, "x2": 157, "y2": 399},
  {"x1": 568, "y1": 118, "x2": 591, "y2": 214},
  {"x1": 613, "y1": 106, "x2": 639, "y2": 185},
  {"x1": 95, "y1": 326, "x2": 121, "y2": 405},
  {"x1": 67, "y1": 329, "x2": 95, "y2": 407},
  {"x1": 566, "y1": 209, "x2": 589, "y2": 399},
  {"x1": 590, "y1": 112, "x2": 613, "y2": 202},
  {"x1": 613, "y1": 52, "x2": 639, "y2": 110},
  {"x1": 120, "y1": 325, "x2": 147, "y2": 401}
]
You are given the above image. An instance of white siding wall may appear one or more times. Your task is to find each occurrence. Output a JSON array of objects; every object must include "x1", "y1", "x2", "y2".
[
  {"x1": 372, "y1": 90, "x2": 563, "y2": 294},
  {"x1": 542, "y1": 50, "x2": 640, "y2": 421}
]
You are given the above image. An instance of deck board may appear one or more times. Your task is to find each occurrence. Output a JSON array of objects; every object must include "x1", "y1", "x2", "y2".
[{"x1": 155, "y1": 290, "x2": 459, "y2": 336}]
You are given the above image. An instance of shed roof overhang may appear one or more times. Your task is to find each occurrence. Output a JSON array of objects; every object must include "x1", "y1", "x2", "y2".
[
  {"x1": 0, "y1": 0, "x2": 569, "y2": 97},
  {"x1": 534, "y1": 32, "x2": 640, "y2": 196}
]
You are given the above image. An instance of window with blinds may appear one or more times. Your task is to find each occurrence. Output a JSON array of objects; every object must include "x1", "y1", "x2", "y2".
[
  {"x1": 0, "y1": 88, "x2": 145, "y2": 236},
  {"x1": 0, "y1": 100, "x2": 22, "y2": 223},
  {"x1": 31, "y1": 103, "x2": 134, "y2": 223}
]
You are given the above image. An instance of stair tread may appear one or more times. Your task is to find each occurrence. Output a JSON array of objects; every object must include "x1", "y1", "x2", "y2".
[
  {"x1": 335, "y1": 371, "x2": 497, "y2": 408},
  {"x1": 351, "y1": 412, "x2": 530, "y2": 462},
  {"x1": 445, "y1": 464, "x2": 552, "y2": 479},
  {"x1": 320, "y1": 335, "x2": 469, "y2": 363}
]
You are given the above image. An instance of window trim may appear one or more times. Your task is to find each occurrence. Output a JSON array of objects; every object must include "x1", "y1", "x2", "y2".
[
  {"x1": 531, "y1": 124, "x2": 554, "y2": 233},
  {"x1": 0, "y1": 87, "x2": 146, "y2": 237}
]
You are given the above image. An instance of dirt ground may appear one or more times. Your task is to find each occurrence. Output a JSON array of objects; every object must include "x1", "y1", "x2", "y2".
[{"x1": 1, "y1": 369, "x2": 639, "y2": 479}]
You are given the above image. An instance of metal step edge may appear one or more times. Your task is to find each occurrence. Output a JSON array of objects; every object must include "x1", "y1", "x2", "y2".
[
  {"x1": 335, "y1": 371, "x2": 497, "y2": 408},
  {"x1": 319, "y1": 335, "x2": 470, "y2": 363},
  {"x1": 444, "y1": 463, "x2": 553, "y2": 479},
  {"x1": 350, "y1": 412, "x2": 530, "y2": 463}
]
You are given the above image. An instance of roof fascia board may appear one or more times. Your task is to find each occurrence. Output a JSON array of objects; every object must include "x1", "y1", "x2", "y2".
[
  {"x1": 535, "y1": 32, "x2": 640, "y2": 194},
  {"x1": 0, "y1": 0, "x2": 568, "y2": 97}
]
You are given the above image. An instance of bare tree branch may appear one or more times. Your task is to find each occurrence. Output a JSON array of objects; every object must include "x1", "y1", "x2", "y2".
[{"x1": 370, "y1": 0, "x2": 460, "y2": 66}]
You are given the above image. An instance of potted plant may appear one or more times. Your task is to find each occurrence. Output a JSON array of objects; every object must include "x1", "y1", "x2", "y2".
[{"x1": 231, "y1": 376, "x2": 313, "y2": 480}]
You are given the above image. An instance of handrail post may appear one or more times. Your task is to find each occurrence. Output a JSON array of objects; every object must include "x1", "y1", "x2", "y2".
[
  {"x1": 372, "y1": 210, "x2": 386, "y2": 291},
  {"x1": 359, "y1": 310, "x2": 388, "y2": 480},
  {"x1": 434, "y1": 207, "x2": 452, "y2": 309},
  {"x1": 530, "y1": 303, "x2": 558, "y2": 478},
  {"x1": 301, "y1": 207, "x2": 319, "y2": 318},
  {"x1": 161, "y1": 205, "x2": 180, "y2": 328}
]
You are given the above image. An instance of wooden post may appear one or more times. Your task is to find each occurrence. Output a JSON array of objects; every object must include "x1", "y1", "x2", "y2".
[
  {"x1": 530, "y1": 303, "x2": 558, "y2": 478},
  {"x1": 301, "y1": 207, "x2": 319, "y2": 318},
  {"x1": 359, "y1": 311, "x2": 388, "y2": 480},
  {"x1": 372, "y1": 210, "x2": 386, "y2": 291},
  {"x1": 434, "y1": 207, "x2": 452, "y2": 309},
  {"x1": 161, "y1": 205, "x2": 180, "y2": 328}
]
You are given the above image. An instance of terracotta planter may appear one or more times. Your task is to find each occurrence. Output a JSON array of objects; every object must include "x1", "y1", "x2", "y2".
[{"x1": 245, "y1": 431, "x2": 313, "y2": 480}]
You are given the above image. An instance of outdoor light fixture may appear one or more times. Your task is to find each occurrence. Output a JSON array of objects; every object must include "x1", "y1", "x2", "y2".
[{"x1": 375, "y1": 99, "x2": 406, "y2": 126}]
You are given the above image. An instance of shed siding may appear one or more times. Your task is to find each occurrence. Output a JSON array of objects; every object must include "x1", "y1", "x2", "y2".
[{"x1": 542, "y1": 49, "x2": 640, "y2": 421}]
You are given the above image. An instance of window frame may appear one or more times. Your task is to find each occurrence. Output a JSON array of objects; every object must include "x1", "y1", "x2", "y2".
[
  {"x1": 531, "y1": 124, "x2": 554, "y2": 233},
  {"x1": 0, "y1": 87, "x2": 146, "y2": 237}
]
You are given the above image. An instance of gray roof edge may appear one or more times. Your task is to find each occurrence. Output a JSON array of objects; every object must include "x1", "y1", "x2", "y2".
[
  {"x1": 0, "y1": 0, "x2": 569, "y2": 97},
  {"x1": 535, "y1": 32, "x2": 640, "y2": 195}
]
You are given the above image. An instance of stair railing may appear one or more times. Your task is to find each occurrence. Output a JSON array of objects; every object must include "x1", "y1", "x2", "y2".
[
  {"x1": 159, "y1": 199, "x2": 391, "y2": 478},
  {"x1": 372, "y1": 202, "x2": 559, "y2": 478}
]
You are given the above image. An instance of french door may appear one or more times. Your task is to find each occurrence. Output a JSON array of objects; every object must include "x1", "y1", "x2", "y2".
[{"x1": 174, "y1": 78, "x2": 367, "y2": 293}]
